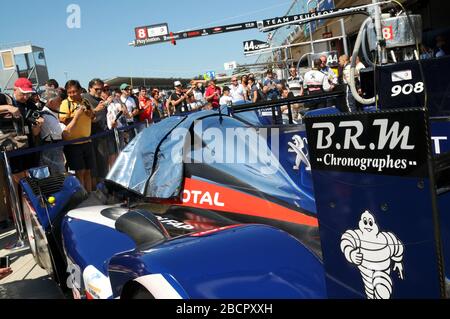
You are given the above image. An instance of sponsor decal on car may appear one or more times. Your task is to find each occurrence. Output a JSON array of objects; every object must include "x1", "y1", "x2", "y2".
[
  {"x1": 305, "y1": 109, "x2": 428, "y2": 177},
  {"x1": 341, "y1": 210, "x2": 404, "y2": 299},
  {"x1": 156, "y1": 216, "x2": 194, "y2": 230},
  {"x1": 83, "y1": 265, "x2": 113, "y2": 299},
  {"x1": 179, "y1": 178, "x2": 318, "y2": 227},
  {"x1": 182, "y1": 189, "x2": 225, "y2": 207}
]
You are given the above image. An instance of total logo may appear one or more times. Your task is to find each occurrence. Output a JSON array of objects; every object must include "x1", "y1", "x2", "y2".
[
  {"x1": 312, "y1": 119, "x2": 414, "y2": 151},
  {"x1": 182, "y1": 190, "x2": 225, "y2": 207}
]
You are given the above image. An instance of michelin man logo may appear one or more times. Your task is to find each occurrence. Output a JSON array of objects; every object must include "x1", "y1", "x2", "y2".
[
  {"x1": 288, "y1": 135, "x2": 311, "y2": 171},
  {"x1": 340, "y1": 210, "x2": 404, "y2": 299}
]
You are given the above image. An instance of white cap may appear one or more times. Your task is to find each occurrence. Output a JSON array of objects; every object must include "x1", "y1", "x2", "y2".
[{"x1": 174, "y1": 81, "x2": 182, "y2": 87}]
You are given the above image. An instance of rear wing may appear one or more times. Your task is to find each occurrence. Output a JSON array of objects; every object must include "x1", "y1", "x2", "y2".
[{"x1": 305, "y1": 108, "x2": 447, "y2": 299}]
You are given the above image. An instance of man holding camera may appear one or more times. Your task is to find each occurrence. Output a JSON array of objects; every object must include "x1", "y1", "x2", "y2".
[
  {"x1": 171, "y1": 81, "x2": 193, "y2": 114},
  {"x1": 0, "y1": 78, "x2": 42, "y2": 228},
  {"x1": 0, "y1": 78, "x2": 42, "y2": 173},
  {"x1": 83, "y1": 79, "x2": 114, "y2": 187},
  {"x1": 38, "y1": 89, "x2": 66, "y2": 174},
  {"x1": 60, "y1": 80, "x2": 95, "y2": 192},
  {"x1": 0, "y1": 78, "x2": 42, "y2": 141}
]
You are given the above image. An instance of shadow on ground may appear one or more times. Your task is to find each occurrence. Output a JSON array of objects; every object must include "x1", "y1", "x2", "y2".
[
  {"x1": 0, "y1": 276, "x2": 64, "y2": 299},
  {"x1": 0, "y1": 224, "x2": 64, "y2": 299}
]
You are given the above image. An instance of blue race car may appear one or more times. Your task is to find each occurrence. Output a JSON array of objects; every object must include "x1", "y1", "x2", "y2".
[{"x1": 19, "y1": 107, "x2": 326, "y2": 299}]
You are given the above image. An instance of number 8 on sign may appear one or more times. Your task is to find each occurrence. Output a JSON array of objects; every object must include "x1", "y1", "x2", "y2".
[
  {"x1": 382, "y1": 26, "x2": 393, "y2": 41},
  {"x1": 135, "y1": 27, "x2": 148, "y2": 40}
]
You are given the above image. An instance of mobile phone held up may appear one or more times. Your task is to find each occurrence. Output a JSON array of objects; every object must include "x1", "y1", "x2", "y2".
[
  {"x1": 0, "y1": 256, "x2": 10, "y2": 268},
  {"x1": 115, "y1": 111, "x2": 123, "y2": 122}
]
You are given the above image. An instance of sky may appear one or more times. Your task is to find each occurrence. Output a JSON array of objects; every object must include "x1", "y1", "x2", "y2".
[{"x1": 0, "y1": 0, "x2": 293, "y2": 87}]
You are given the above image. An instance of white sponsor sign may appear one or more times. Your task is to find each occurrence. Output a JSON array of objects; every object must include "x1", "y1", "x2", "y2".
[
  {"x1": 391, "y1": 70, "x2": 413, "y2": 82},
  {"x1": 224, "y1": 61, "x2": 237, "y2": 71}
]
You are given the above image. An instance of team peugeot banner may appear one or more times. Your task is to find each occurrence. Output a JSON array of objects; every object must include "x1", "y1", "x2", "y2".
[{"x1": 130, "y1": 4, "x2": 371, "y2": 47}]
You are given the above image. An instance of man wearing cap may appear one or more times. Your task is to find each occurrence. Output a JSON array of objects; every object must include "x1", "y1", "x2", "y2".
[
  {"x1": 119, "y1": 83, "x2": 139, "y2": 140},
  {"x1": 219, "y1": 86, "x2": 233, "y2": 106},
  {"x1": 0, "y1": 78, "x2": 39, "y2": 121},
  {"x1": 119, "y1": 83, "x2": 139, "y2": 123},
  {"x1": 0, "y1": 78, "x2": 42, "y2": 163},
  {"x1": 0, "y1": 78, "x2": 42, "y2": 218},
  {"x1": 263, "y1": 70, "x2": 280, "y2": 100},
  {"x1": 170, "y1": 81, "x2": 192, "y2": 114}
]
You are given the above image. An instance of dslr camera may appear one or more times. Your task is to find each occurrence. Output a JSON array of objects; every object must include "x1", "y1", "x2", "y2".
[{"x1": 25, "y1": 109, "x2": 43, "y2": 125}]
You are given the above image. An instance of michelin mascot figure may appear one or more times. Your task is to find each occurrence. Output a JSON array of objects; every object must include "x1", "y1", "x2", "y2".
[{"x1": 340, "y1": 210, "x2": 404, "y2": 299}]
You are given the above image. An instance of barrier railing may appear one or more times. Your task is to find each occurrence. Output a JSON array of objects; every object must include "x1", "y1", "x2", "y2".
[{"x1": 231, "y1": 88, "x2": 347, "y2": 125}]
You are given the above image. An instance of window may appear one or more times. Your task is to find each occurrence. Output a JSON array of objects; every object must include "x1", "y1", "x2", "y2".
[
  {"x1": 1, "y1": 50, "x2": 15, "y2": 69},
  {"x1": 33, "y1": 50, "x2": 46, "y2": 66},
  {"x1": 14, "y1": 54, "x2": 29, "y2": 72}
]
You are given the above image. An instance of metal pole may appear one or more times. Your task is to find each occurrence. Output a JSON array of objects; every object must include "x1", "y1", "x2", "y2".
[
  {"x1": 306, "y1": 0, "x2": 316, "y2": 53},
  {"x1": 287, "y1": 101, "x2": 293, "y2": 124},
  {"x1": 372, "y1": 0, "x2": 387, "y2": 64},
  {"x1": 113, "y1": 128, "x2": 121, "y2": 153},
  {"x1": 340, "y1": 18, "x2": 349, "y2": 56},
  {"x1": 2, "y1": 152, "x2": 25, "y2": 247},
  {"x1": 309, "y1": 23, "x2": 315, "y2": 53}
]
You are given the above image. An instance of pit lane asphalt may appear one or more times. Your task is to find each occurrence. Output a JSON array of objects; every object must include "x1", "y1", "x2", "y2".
[{"x1": 0, "y1": 226, "x2": 64, "y2": 299}]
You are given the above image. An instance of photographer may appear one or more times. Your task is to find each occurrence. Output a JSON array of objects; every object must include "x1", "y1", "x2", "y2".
[
  {"x1": 0, "y1": 78, "x2": 42, "y2": 173},
  {"x1": 171, "y1": 81, "x2": 193, "y2": 114},
  {"x1": 83, "y1": 79, "x2": 113, "y2": 188},
  {"x1": 59, "y1": 80, "x2": 95, "y2": 192},
  {"x1": 38, "y1": 89, "x2": 66, "y2": 174}
]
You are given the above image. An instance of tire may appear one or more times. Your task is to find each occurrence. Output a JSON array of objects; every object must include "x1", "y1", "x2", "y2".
[{"x1": 122, "y1": 282, "x2": 155, "y2": 299}]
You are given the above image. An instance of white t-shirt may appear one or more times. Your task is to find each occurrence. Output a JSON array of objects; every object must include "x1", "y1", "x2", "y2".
[
  {"x1": 107, "y1": 101, "x2": 126, "y2": 130},
  {"x1": 343, "y1": 63, "x2": 365, "y2": 84},
  {"x1": 230, "y1": 84, "x2": 246, "y2": 102},
  {"x1": 120, "y1": 96, "x2": 137, "y2": 123},
  {"x1": 193, "y1": 89, "x2": 205, "y2": 104},
  {"x1": 355, "y1": 62, "x2": 366, "y2": 81},
  {"x1": 304, "y1": 70, "x2": 332, "y2": 93},
  {"x1": 40, "y1": 107, "x2": 65, "y2": 142},
  {"x1": 188, "y1": 101, "x2": 204, "y2": 110},
  {"x1": 219, "y1": 95, "x2": 233, "y2": 106},
  {"x1": 342, "y1": 64, "x2": 351, "y2": 84}
]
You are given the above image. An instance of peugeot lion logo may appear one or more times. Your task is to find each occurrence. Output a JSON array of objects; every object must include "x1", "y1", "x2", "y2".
[
  {"x1": 340, "y1": 210, "x2": 404, "y2": 299},
  {"x1": 288, "y1": 135, "x2": 311, "y2": 171}
]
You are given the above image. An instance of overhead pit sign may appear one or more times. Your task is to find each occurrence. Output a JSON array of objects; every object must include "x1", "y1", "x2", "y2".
[
  {"x1": 135, "y1": 23, "x2": 169, "y2": 40},
  {"x1": 243, "y1": 40, "x2": 270, "y2": 54}
]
